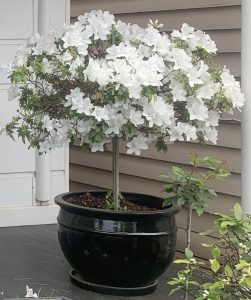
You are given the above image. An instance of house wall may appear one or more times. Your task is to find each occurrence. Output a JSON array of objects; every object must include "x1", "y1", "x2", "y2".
[{"x1": 69, "y1": 0, "x2": 242, "y2": 257}]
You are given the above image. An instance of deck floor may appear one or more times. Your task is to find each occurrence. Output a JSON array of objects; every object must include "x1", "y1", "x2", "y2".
[{"x1": 0, "y1": 224, "x2": 183, "y2": 300}]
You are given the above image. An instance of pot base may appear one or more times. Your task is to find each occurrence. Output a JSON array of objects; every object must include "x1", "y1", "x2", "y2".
[{"x1": 69, "y1": 270, "x2": 157, "y2": 296}]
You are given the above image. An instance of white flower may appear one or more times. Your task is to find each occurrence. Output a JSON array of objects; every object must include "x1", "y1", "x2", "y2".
[
  {"x1": 105, "y1": 113, "x2": 127, "y2": 135},
  {"x1": 42, "y1": 58, "x2": 54, "y2": 74},
  {"x1": 202, "y1": 289, "x2": 210, "y2": 298},
  {"x1": 77, "y1": 119, "x2": 93, "y2": 134},
  {"x1": 221, "y1": 68, "x2": 245, "y2": 110},
  {"x1": 168, "y1": 122, "x2": 197, "y2": 142},
  {"x1": 171, "y1": 23, "x2": 195, "y2": 41},
  {"x1": 205, "y1": 111, "x2": 219, "y2": 127},
  {"x1": 25, "y1": 285, "x2": 38, "y2": 298},
  {"x1": 62, "y1": 22, "x2": 91, "y2": 55},
  {"x1": 170, "y1": 80, "x2": 187, "y2": 102},
  {"x1": 187, "y1": 61, "x2": 209, "y2": 87},
  {"x1": 129, "y1": 109, "x2": 144, "y2": 126},
  {"x1": 142, "y1": 96, "x2": 174, "y2": 127},
  {"x1": 65, "y1": 88, "x2": 94, "y2": 115},
  {"x1": 42, "y1": 115, "x2": 54, "y2": 132},
  {"x1": 196, "y1": 81, "x2": 219, "y2": 99},
  {"x1": 91, "y1": 140, "x2": 108, "y2": 152},
  {"x1": 201, "y1": 126, "x2": 218, "y2": 144},
  {"x1": 189, "y1": 30, "x2": 217, "y2": 53},
  {"x1": 92, "y1": 105, "x2": 110, "y2": 122},
  {"x1": 7, "y1": 84, "x2": 20, "y2": 101},
  {"x1": 85, "y1": 59, "x2": 114, "y2": 86},
  {"x1": 61, "y1": 51, "x2": 73, "y2": 62},
  {"x1": 127, "y1": 135, "x2": 149, "y2": 155},
  {"x1": 169, "y1": 48, "x2": 192, "y2": 71},
  {"x1": 78, "y1": 10, "x2": 115, "y2": 40},
  {"x1": 186, "y1": 97, "x2": 208, "y2": 121},
  {"x1": 73, "y1": 97, "x2": 93, "y2": 115}
]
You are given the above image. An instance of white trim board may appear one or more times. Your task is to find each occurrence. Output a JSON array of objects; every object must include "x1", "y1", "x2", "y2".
[{"x1": 0, "y1": 205, "x2": 59, "y2": 228}]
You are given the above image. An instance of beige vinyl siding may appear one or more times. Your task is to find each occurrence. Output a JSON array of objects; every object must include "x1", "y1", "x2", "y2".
[{"x1": 70, "y1": 0, "x2": 242, "y2": 258}]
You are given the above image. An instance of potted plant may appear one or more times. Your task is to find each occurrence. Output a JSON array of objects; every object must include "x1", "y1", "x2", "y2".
[
  {"x1": 168, "y1": 204, "x2": 251, "y2": 299},
  {"x1": 3, "y1": 10, "x2": 245, "y2": 296}
]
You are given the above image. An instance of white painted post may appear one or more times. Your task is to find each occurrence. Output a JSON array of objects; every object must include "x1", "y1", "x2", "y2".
[
  {"x1": 241, "y1": 0, "x2": 251, "y2": 213},
  {"x1": 35, "y1": 0, "x2": 70, "y2": 204},
  {"x1": 35, "y1": 0, "x2": 52, "y2": 204}
]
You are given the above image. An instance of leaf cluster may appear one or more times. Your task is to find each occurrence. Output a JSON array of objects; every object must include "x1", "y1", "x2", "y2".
[
  {"x1": 162, "y1": 154, "x2": 230, "y2": 216},
  {"x1": 168, "y1": 203, "x2": 251, "y2": 299}
]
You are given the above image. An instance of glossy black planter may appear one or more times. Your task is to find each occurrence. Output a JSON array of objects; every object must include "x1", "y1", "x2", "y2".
[{"x1": 55, "y1": 191, "x2": 179, "y2": 296}]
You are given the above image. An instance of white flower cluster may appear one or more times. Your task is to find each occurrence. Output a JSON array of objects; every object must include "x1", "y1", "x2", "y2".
[{"x1": 7, "y1": 11, "x2": 245, "y2": 155}]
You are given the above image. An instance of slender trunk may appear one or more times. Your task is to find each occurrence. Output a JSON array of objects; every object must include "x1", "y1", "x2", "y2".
[
  {"x1": 187, "y1": 206, "x2": 193, "y2": 249},
  {"x1": 184, "y1": 205, "x2": 193, "y2": 300},
  {"x1": 112, "y1": 136, "x2": 120, "y2": 209}
]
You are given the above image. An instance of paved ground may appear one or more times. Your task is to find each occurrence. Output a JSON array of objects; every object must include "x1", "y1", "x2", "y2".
[{"x1": 0, "y1": 224, "x2": 184, "y2": 300}]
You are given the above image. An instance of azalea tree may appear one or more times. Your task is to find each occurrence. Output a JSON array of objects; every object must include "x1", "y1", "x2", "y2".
[{"x1": 3, "y1": 10, "x2": 245, "y2": 209}]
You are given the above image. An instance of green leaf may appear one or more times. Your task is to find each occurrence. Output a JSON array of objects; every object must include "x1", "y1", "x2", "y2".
[
  {"x1": 167, "y1": 280, "x2": 178, "y2": 286},
  {"x1": 234, "y1": 203, "x2": 243, "y2": 221},
  {"x1": 245, "y1": 241, "x2": 251, "y2": 248},
  {"x1": 173, "y1": 259, "x2": 189, "y2": 264},
  {"x1": 202, "y1": 243, "x2": 213, "y2": 248},
  {"x1": 224, "y1": 265, "x2": 233, "y2": 278},
  {"x1": 212, "y1": 247, "x2": 221, "y2": 259},
  {"x1": 185, "y1": 248, "x2": 193, "y2": 260},
  {"x1": 236, "y1": 260, "x2": 249, "y2": 270},
  {"x1": 162, "y1": 183, "x2": 173, "y2": 193},
  {"x1": 169, "y1": 287, "x2": 181, "y2": 295},
  {"x1": 245, "y1": 276, "x2": 251, "y2": 287},
  {"x1": 210, "y1": 259, "x2": 220, "y2": 273},
  {"x1": 207, "y1": 188, "x2": 217, "y2": 197}
]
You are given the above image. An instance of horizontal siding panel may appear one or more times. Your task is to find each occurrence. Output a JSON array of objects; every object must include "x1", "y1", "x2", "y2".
[
  {"x1": 222, "y1": 109, "x2": 241, "y2": 121},
  {"x1": 177, "y1": 208, "x2": 234, "y2": 234},
  {"x1": 177, "y1": 229, "x2": 217, "y2": 258},
  {"x1": 114, "y1": 7, "x2": 241, "y2": 31},
  {"x1": 218, "y1": 123, "x2": 241, "y2": 149},
  {"x1": 71, "y1": 7, "x2": 241, "y2": 31},
  {"x1": 72, "y1": 140, "x2": 241, "y2": 173},
  {"x1": 208, "y1": 29, "x2": 240, "y2": 53},
  {"x1": 71, "y1": 0, "x2": 241, "y2": 16},
  {"x1": 115, "y1": 142, "x2": 241, "y2": 173},
  {"x1": 213, "y1": 53, "x2": 240, "y2": 77},
  {"x1": 69, "y1": 181, "x2": 103, "y2": 191},
  {"x1": 69, "y1": 156, "x2": 241, "y2": 197}
]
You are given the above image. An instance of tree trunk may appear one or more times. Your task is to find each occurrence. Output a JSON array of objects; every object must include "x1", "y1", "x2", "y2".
[{"x1": 112, "y1": 136, "x2": 120, "y2": 209}]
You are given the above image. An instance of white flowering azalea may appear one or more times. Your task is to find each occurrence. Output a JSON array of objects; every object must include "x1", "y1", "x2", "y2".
[
  {"x1": 186, "y1": 97, "x2": 209, "y2": 121},
  {"x1": 168, "y1": 122, "x2": 197, "y2": 142},
  {"x1": 127, "y1": 135, "x2": 149, "y2": 156},
  {"x1": 196, "y1": 81, "x2": 220, "y2": 100},
  {"x1": 78, "y1": 10, "x2": 115, "y2": 40},
  {"x1": 171, "y1": 23, "x2": 195, "y2": 42},
  {"x1": 129, "y1": 109, "x2": 144, "y2": 126},
  {"x1": 42, "y1": 115, "x2": 55, "y2": 132},
  {"x1": 85, "y1": 58, "x2": 114, "y2": 86},
  {"x1": 189, "y1": 30, "x2": 217, "y2": 53},
  {"x1": 3, "y1": 10, "x2": 245, "y2": 157},
  {"x1": 220, "y1": 67, "x2": 245, "y2": 110},
  {"x1": 170, "y1": 80, "x2": 187, "y2": 102},
  {"x1": 7, "y1": 84, "x2": 20, "y2": 101},
  {"x1": 169, "y1": 48, "x2": 192, "y2": 71}
]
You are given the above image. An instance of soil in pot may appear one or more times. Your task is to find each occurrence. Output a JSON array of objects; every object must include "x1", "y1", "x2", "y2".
[{"x1": 65, "y1": 192, "x2": 159, "y2": 211}]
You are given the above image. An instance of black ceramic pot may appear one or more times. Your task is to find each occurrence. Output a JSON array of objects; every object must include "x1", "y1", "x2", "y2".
[{"x1": 55, "y1": 191, "x2": 179, "y2": 296}]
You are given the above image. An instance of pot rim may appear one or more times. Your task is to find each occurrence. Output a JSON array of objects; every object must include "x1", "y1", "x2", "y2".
[{"x1": 55, "y1": 191, "x2": 180, "y2": 216}]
